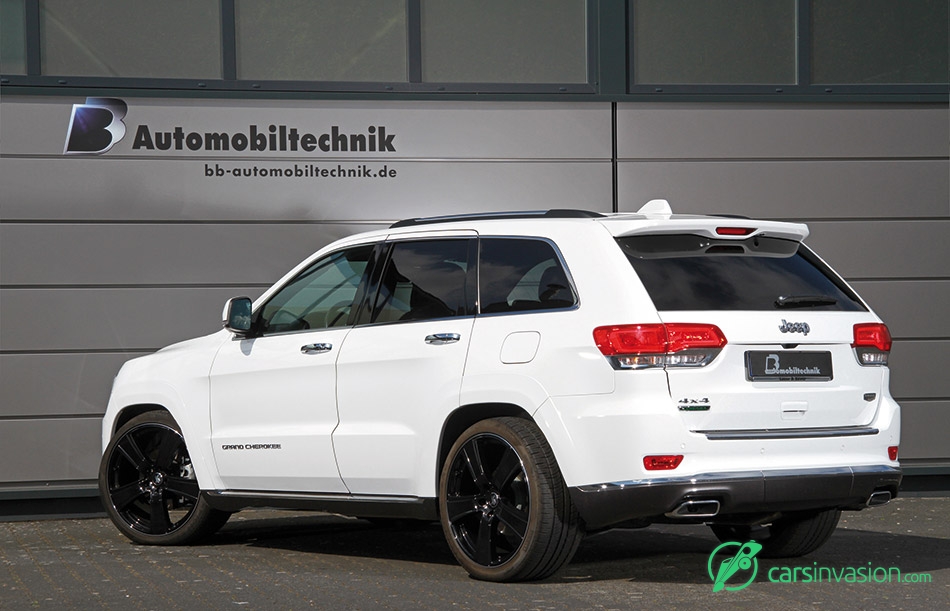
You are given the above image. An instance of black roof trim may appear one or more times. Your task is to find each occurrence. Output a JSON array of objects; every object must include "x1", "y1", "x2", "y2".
[{"x1": 390, "y1": 209, "x2": 605, "y2": 229}]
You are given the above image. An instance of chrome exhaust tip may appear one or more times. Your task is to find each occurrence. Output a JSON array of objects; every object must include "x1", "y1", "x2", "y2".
[
  {"x1": 866, "y1": 490, "x2": 892, "y2": 507},
  {"x1": 666, "y1": 499, "x2": 721, "y2": 518}
]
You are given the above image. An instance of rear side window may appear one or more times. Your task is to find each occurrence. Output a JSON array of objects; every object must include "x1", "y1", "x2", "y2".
[
  {"x1": 370, "y1": 239, "x2": 476, "y2": 323},
  {"x1": 479, "y1": 238, "x2": 577, "y2": 314},
  {"x1": 617, "y1": 234, "x2": 866, "y2": 312}
]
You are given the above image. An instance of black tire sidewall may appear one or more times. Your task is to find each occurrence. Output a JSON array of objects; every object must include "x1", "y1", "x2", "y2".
[
  {"x1": 98, "y1": 410, "x2": 222, "y2": 546},
  {"x1": 438, "y1": 417, "x2": 574, "y2": 582}
]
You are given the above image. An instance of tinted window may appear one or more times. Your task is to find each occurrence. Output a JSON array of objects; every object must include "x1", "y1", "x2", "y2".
[
  {"x1": 259, "y1": 245, "x2": 373, "y2": 335},
  {"x1": 421, "y1": 0, "x2": 587, "y2": 84},
  {"x1": 617, "y1": 235, "x2": 866, "y2": 312},
  {"x1": 371, "y1": 240, "x2": 475, "y2": 323},
  {"x1": 236, "y1": 0, "x2": 407, "y2": 82},
  {"x1": 479, "y1": 238, "x2": 577, "y2": 314},
  {"x1": 632, "y1": 0, "x2": 796, "y2": 84},
  {"x1": 812, "y1": 0, "x2": 948, "y2": 84},
  {"x1": 39, "y1": 0, "x2": 221, "y2": 78},
  {"x1": 1, "y1": 0, "x2": 26, "y2": 75}
]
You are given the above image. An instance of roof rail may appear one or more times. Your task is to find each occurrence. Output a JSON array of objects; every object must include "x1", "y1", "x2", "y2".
[{"x1": 390, "y1": 209, "x2": 604, "y2": 229}]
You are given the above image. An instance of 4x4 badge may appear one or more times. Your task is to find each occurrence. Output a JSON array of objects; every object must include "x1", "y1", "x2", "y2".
[
  {"x1": 678, "y1": 397, "x2": 710, "y2": 411},
  {"x1": 779, "y1": 319, "x2": 810, "y2": 336}
]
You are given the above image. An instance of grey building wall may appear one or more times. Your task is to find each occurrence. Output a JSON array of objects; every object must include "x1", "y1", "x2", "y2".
[
  {"x1": 0, "y1": 96, "x2": 947, "y2": 496},
  {"x1": 615, "y1": 103, "x2": 950, "y2": 465}
]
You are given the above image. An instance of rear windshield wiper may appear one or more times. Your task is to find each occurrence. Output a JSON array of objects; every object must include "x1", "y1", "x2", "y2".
[{"x1": 775, "y1": 295, "x2": 838, "y2": 308}]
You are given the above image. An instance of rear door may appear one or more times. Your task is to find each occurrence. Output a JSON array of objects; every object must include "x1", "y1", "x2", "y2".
[
  {"x1": 334, "y1": 236, "x2": 477, "y2": 497},
  {"x1": 617, "y1": 232, "x2": 889, "y2": 433}
]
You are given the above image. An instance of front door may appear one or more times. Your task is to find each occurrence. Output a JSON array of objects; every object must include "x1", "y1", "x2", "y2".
[{"x1": 209, "y1": 244, "x2": 375, "y2": 492}]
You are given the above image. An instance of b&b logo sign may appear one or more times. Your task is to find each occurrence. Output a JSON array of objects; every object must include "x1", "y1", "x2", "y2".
[{"x1": 63, "y1": 97, "x2": 128, "y2": 155}]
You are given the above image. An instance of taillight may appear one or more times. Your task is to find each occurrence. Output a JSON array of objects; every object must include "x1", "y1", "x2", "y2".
[
  {"x1": 888, "y1": 446, "x2": 898, "y2": 461},
  {"x1": 643, "y1": 455, "x2": 684, "y2": 470},
  {"x1": 853, "y1": 323, "x2": 891, "y2": 366},
  {"x1": 593, "y1": 323, "x2": 726, "y2": 370}
]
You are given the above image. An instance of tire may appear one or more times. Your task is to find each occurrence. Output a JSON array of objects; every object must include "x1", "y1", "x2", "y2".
[
  {"x1": 439, "y1": 417, "x2": 583, "y2": 582},
  {"x1": 709, "y1": 509, "x2": 841, "y2": 558},
  {"x1": 99, "y1": 410, "x2": 230, "y2": 545}
]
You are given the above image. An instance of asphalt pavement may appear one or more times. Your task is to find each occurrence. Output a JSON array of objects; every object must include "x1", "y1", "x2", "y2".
[{"x1": 1, "y1": 496, "x2": 947, "y2": 610}]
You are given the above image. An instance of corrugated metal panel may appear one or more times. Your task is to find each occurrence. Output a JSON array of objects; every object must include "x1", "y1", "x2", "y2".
[
  {"x1": 617, "y1": 160, "x2": 948, "y2": 219},
  {"x1": 617, "y1": 104, "x2": 948, "y2": 159},
  {"x1": 0, "y1": 223, "x2": 386, "y2": 285},
  {"x1": 0, "y1": 353, "x2": 145, "y2": 418}
]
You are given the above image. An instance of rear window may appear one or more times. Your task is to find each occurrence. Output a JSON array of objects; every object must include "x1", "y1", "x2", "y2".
[{"x1": 616, "y1": 234, "x2": 866, "y2": 312}]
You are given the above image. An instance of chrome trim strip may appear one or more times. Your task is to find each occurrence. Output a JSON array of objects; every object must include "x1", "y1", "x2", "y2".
[
  {"x1": 212, "y1": 490, "x2": 424, "y2": 504},
  {"x1": 697, "y1": 426, "x2": 879, "y2": 440},
  {"x1": 576, "y1": 465, "x2": 900, "y2": 493}
]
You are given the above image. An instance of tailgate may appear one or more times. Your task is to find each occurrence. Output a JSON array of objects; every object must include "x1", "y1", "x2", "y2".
[{"x1": 661, "y1": 311, "x2": 886, "y2": 432}]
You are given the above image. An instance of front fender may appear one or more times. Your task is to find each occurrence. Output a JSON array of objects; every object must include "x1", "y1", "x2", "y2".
[{"x1": 102, "y1": 332, "x2": 227, "y2": 492}]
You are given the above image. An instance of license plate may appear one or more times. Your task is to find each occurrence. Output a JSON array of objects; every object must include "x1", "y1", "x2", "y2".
[{"x1": 745, "y1": 351, "x2": 833, "y2": 381}]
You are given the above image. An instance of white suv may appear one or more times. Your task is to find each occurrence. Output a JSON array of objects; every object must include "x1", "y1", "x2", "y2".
[{"x1": 99, "y1": 200, "x2": 901, "y2": 582}]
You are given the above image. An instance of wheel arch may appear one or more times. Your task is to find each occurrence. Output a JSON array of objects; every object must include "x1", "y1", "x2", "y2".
[
  {"x1": 111, "y1": 403, "x2": 173, "y2": 436},
  {"x1": 436, "y1": 402, "x2": 534, "y2": 494}
]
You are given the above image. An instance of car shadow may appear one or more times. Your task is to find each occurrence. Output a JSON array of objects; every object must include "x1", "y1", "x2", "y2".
[
  {"x1": 558, "y1": 525, "x2": 950, "y2": 584},
  {"x1": 208, "y1": 510, "x2": 950, "y2": 584}
]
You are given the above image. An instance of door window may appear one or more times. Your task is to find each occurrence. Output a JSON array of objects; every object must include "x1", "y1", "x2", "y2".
[
  {"x1": 258, "y1": 245, "x2": 374, "y2": 335},
  {"x1": 370, "y1": 239, "x2": 476, "y2": 323}
]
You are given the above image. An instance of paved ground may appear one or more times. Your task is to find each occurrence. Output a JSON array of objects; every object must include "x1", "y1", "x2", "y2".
[{"x1": 1, "y1": 496, "x2": 947, "y2": 610}]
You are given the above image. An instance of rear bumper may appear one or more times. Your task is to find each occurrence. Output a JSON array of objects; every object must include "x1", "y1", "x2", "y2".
[{"x1": 569, "y1": 464, "x2": 902, "y2": 530}]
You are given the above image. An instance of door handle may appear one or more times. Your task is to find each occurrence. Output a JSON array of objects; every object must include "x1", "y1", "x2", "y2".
[
  {"x1": 300, "y1": 343, "x2": 332, "y2": 354},
  {"x1": 425, "y1": 333, "x2": 461, "y2": 345}
]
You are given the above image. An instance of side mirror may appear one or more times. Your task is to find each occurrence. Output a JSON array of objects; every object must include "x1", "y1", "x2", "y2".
[{"x1": 222, "y1": 297, "x2": 253, "y2": 335}]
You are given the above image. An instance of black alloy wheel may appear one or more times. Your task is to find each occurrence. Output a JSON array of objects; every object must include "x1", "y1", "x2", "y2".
[
  {"x1": 444, "y1": 432, "x2": 530, "y2": 567},
  {"x1": 99, "y1": 411, "x2": 229, "y2": 545},
  {"x1": 439, "y1": 417, "x2": 583, "y2": 582}
]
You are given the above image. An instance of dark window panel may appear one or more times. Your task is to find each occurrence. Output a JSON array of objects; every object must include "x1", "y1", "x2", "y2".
[
  {"x1": 421, "y1": 0, "x2": 587, "y2": 83},
  {"x1": 235, "y1": 0, "x2": 407, "y2": 82},
  {"x1": 632, "y1": 0, "x2": 796, "y2": 84},
  {"x1": 812, "y1": 0, "x2": 949, "y2": 84},
  {"x1": 39, "y1": 0, "x2": 220, "y2": 78},
  {"x1": 1, "y1": 0, "x2": 27, "y2": 74},
  {"x1": 479, "y1": 238, "x2": 577, "y2": 314}
]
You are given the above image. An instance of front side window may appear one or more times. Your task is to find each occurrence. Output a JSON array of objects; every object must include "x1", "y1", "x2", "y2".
[
  {"x1": 258, "y1": 245, "x2": 374, "y2": 335},
  {"x1": 370, "y1": 239, "x2": 476, "y2": 323},
  {"x1": 479, "y1": 238, "x2": 577, "y2": 314}
]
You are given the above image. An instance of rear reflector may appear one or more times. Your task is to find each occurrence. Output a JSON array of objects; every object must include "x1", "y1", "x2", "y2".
[
  {"x1": 853, "y1": 323, "x2": 892, "y2": 366},
  {"x1": 888, "y1": 446, "x2": 898, "y2": 461},
  {"x1": 644, "y1": 455, "x2": 684, "y2": 470}
]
